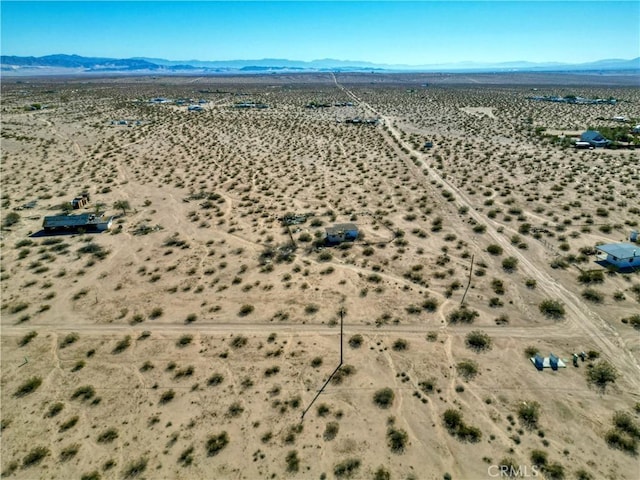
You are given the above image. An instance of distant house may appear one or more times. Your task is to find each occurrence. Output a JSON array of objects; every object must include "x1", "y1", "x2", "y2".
[
  {"x1": 574, "y1": 141, "x2": 593, "y2": 150},
  {"x1": 580, "y1": 130, "x2": 610, "y2": 148},
  {"x1": 595, "y1": 243, "x2": 640, "y2": 269},
  {"x1": 632, "y1": 125, "x2": 640, "y2": 134},
  {"x1": 325, "y1": 223, "x2": 358, "y2": 243},
  {"x1": 188, "y1": 105, "x2": 203, "y2": 112},
  {"x1": 43, "y1": 213, "x2": 112, "y2": 232}
]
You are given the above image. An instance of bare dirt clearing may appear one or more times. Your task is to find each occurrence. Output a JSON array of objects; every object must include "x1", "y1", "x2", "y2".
[{"x1": 2, "y1": 73, "x2": 639, "y2": 480}]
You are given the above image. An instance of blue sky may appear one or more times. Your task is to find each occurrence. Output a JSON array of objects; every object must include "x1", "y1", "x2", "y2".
[{"x1": 1, "y1": 1, "x2": 639, "y2": 64}]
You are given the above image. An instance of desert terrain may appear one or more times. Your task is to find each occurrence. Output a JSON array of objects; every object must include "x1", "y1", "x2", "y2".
[{"x1": 1, "y1": 72, "x2": 639, "y2": 480}]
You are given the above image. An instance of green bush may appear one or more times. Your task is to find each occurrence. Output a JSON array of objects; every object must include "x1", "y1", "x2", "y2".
[
  {"x1": 122, "y1": 457, "x2": 147, "y2": 478},
  {"x1": 285, "y1": 450, "x2": 300, "y2": 472},
  {"x1": 348, "y1": 334, "x2": 363, "y2": 348},
  {"x1": 465, "y1": 331, "x2": 492, "y2": 352},
  {"x1": 539, "y1": 299, "x2": 565, "y2": 319},
  {"x1": 97, "y1": 428, "x2": 119, "y2": 443},
  {"x1": 586, "y1": 360, "x2": 618, "y2": 392},
  {"x1": 206, "y1": 432, "x2": 229, "y2": 456},
  {"x1": 19, "y1": 331, "x2": 38, "y2": 347},
  {"x1": 447, "y1": 306, "x2": 479, "y2": 324},
  {"x1": 456, "y1": 360, "x2": 479, "y2": 380},
  {"x1": 22, "y1": 446, "x2": 49, "y2": 468},
  {"x1": 14, "y1": 376, "x2": 42, "y2": 397},
  {"x1": 373, "y1": 388, "x2": 395, "y2": 409},
  {"x1": 387, "y1": 427, "x2": 408, "y2": 453},
  {"x1": 517, "y1": 401, "x2": 541, "y2": 429},
  {"x1": 333, "y1": 458, "x2": 361, "y2": 478},
  {"x1": 487, "y1": 244, "x2": 503, "y2": 255},
  {"x1": 502, "y1": 256, "x2": 518, "y2": 272},
  {"x1": 71, "y1": 385, "x2": 95, "y2": 401}
]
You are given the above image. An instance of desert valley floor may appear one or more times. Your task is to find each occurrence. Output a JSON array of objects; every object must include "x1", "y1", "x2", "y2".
[{"x1": 1, "y1": 72, "x2": 639, "y2": 480}]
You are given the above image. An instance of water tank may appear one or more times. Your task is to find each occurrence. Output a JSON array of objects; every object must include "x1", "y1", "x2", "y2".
[{"x1": 630, "y1": 230, "x2": 638, "y2": 242}]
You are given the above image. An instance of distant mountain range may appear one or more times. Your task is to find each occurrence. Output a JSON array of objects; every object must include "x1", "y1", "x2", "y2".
[{"x1": 1, "y1": 54, "x2": 639, "y2": 75}]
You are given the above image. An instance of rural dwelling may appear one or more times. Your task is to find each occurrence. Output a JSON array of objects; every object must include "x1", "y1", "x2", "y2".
[
  {"x1": 595, "y1": 243, "x2": 640, "y2": 269},
  {"x1": 71, "y1": 192, "x2": 90, "y2": 209},
  {"x1": 42, "y1": 213, "x2": 113, "y2": 232},
  {"x1": 325, "y1": 223, "x2": 359, "y2": 244},
  {"x1": 580, "y1": 130, "x2": 611, "y2": 148}
]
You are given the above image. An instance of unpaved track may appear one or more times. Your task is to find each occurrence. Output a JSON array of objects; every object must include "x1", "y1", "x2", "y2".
[{"x1": 331, "y1": 73, "x2": 640, "y2": 392}]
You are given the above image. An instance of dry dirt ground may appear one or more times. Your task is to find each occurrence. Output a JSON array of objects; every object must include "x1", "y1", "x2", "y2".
[{"x1": 1, "y1": 73, "x2": 639, "y2": 480}]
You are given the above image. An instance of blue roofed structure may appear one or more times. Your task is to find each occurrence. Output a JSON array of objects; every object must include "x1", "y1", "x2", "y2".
[
  {"x1": 580, "y1": 130, "x2": 610, "y2": 148},
  {"x1": 595, "y1": 242, "x2": 640, "y2": 269}
]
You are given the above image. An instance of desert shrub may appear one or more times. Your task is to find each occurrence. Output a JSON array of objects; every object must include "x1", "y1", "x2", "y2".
[
  {"x1": 487, "y1": 244, "x2": 503, "y2": 255},
  {"x1": 112, "y1": 335, "x2": 131, "y2": 354},
  {"x1": 60, "y1": 443, "x2": 80, "y2": 462},
  {"x1": 539, "y1": 299, "x2": 565, "y2": 319},
  {"x1": 46, "y1": 402, "x2": 64, "y2": 417},
  {"x1": 122, "y1": 457, "x2": 147, "y2": 478},
  {"x1": 178, "y1": 446, "x2": 194, "y2": 467},
  {"x1": 525, "y1": 278, "x2": 537, "y2": 289},
  {"x1": 581, "y1": 288, "x2": 604, "y2": 303},
  {"x1": 310, "y1": 356, "x2": 323, "y2": 368},
  {"x1": 612, "y1": 411, "x2": 640, "y2": 438},
  {"x1": 387, "y1": 427, "x2": 408, "y2": 453},
  {"x1": 22, "y1": 446, "x2": 49, "y2": 468},
  {"x1": 227, "y1": 402, "x2": 244, "y2": 417},
  {"x1": 208, "y1": 373, "x2": 224, "y2": 386},
  {"x1": 578, "y1": 270, "x2": 604, "y2": 284},
  {"x1": 59, "y1": 416, "x2": 79, "y2": 432},
  {"x1": 442, "y1": 410, "x2": 481, "y2": 442},
  {"x1": 544, "y1": 462, "x2": 565, "y2": 480},
  {"x1": 605, "y1": 429, "x2": 638, "y2": 454},
  {"x1": 373, "y1": 467, "x2": 391, "y2": 480},
  {"x1": 149, "y1": 307, "x2": 163, "y2": 319},
  {"x1": 323, "y1": 421, "x2": 339, "y2": 441},
  {"x1": 71, "y1": 385, "x2": 95, "y2": 401},
  {"x1": 159, "y1": 390, "x2": 175, "y2": 404},
  {"x1": 443, "y1": 409, "x2": 463, "y2": 430},
  {"x1": 422, "y1": 297, "x2": 439, "y2": 312},
  {"x1": 97, "y1": 428, "x2": 118, "y2": 443},
  {"x1": 622, "y1": 314, "x2": 640, "y2": 330},
  {"x1": 304, "y1": 303, "x2": 319, "y2": 314},
  {"x1": 14, "y1": 376, "x2": 42, "y2": 397},
  {"x1": 517, "y1": 401, "x2": 541, "y2": 429},
  {"x1": 60, "y1": 332, "x2": 79, "y2": 348},
  {"x1": 373, "y1": 388, "x2": 395, "y2": 409},
  {"x1": 530, "y1": 449, "x2": 548, "y2": 467},
  {"x1": 185, "y1": 313, "x2": 197, "y2": 324},
  {"x1": 456, "y1": 359, "x2": 479, "y2": 380},
  {"x1": 418, "y1": 378, "x2": 437, "y2": 394},
  {"x1": 176, "y1": 335, "x2": 193, "y2": 347},
  {"x1": 524, "y1": 346, "x2": 539, "y2": 358},
  {"x1": 392, "y1": 338, "x2": 408, "y2": 351},
  {"x1": 502, "y1": 256, "x2": 518, "y2": 272},
  {"x1": 333, "y1": 458, "x2": 361, "y2": 478},
  {"x1": 80, "y1": 471, "x2": 101, "y2": 480},
  {"x1": 285, "y1": 450, "x2": 300, "y2": 472},
  {"x1": 238, "y1": 304, "x2": 254, "y2": 316},
  {"x1": 230, "y1": 335, "x2": 248, "y2": 348},
  {"x1": 331, "y1": 364, "x2": 356, "y2": 384},
  {"x1": 575, "y1": 469, "x2": 593, "y2": 480},
  {"x1": 206, "y1": 432, "x2": 229, "y2": 456},
  {"x1": 465, "y1": 330, "x2": 492, "y2": 352},
  {"x1": 447, "y1": 306, "x2": 479, "y2": 324},
  {"x1": 348, "y1": 334, "x2": 363, "y2": 348},
  {"x1": 3, "y1": 212, "x2": 20, "y2": 228},
  {"x1": 19, "y1": 330, "x2": 38, "y2": 347},
  {"x1": 317, "y1": 403, "x2": 331, "y2": 417},
  {"x1": 586, "y1": 360, "x2": 618, "y2": 392}
]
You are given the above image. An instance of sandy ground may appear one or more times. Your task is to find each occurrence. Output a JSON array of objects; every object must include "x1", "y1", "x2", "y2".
[{"x1": 1, "y1": 73, "x2": 639, "y2": 480}]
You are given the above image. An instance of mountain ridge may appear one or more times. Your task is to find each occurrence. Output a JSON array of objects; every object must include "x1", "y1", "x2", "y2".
[{"x1": 2, "y1": 54, "x2": 639, "y2": 75}]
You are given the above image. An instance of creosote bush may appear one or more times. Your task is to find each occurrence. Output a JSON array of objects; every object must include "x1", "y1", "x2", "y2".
[
  {"x1": 373, "y1": 388, "x2": 395, "y2": 409},
  {"x1": 465, "y1": 330, "x2": 492, "y2": 352},
  {"x1": 538, "y1": 299, "x2": 565, "y2": 319},
  {"x1": 14, "y1": 376, "x2": 42, "y2": 397},
  {"x1": 206, "y1": 432, "x2": 229, "y2": 456},
  {"x1": 586, "y1": 360, "x2": 618, "y2": 393}
]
